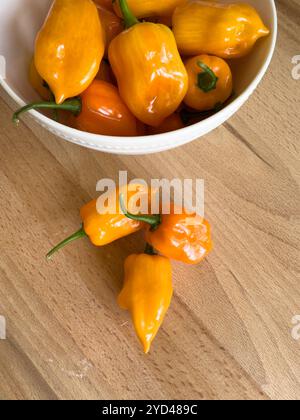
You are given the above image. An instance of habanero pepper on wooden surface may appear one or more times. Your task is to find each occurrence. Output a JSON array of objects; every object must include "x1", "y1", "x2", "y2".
[
  {"x1": 46, "y1": 185, "x2": 150, "y2": 260},
  {"x1": 35, "y1": 0, "x2": 105, "y2": 105},
  {"x1": 184, "y1": 55, "x2": 233, "y2": 112},
  {"x1": 118, "y1": 247, "x2": 173, "y2": 354},
  {"x1": 113, "y1": 0, "x2": 185, "y2": 19},
  {"x1": 121, "y1": 200, "x2": 213, "y2": 265},
  {"x1": 109, "y1": 0, "x2": 188, "y2": 127},
  {"x1": 13, "y1": 80, "x2": 140, "y2": 137},
  {"x1": 173, "y1": 1, "x2": 270, "y2": 58}
]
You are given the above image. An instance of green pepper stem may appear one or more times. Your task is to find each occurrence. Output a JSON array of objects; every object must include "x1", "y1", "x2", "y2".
[
  {"x1": 119, "y1": 194, "x2": 161, "y2": 230},
  {"x1": 197, "y1": 61, "x2": 219, "y2": 93},
  {"x1": 13, "y1": 98, "x2": 82, "y2": 125},
  {"x1": 144, "y1": 243, "x2": 157, "y2": 256},
  {"x1": 41, "y1": 81, "x2": 59, "y2": 121},
  {"x1": 46, "y1": 226, "x2": 87, "y2": 260},
  {"x1": 49, "y1": 92, "x2": 59, "y2": 122},
  {"x1": 119, "y1": 0, "x2": 139, "y2": 29}
]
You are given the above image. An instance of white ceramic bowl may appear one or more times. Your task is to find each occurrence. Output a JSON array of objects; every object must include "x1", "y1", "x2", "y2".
[{"x1": 0, "y1": 0, "x2": 277, "y2": 155}]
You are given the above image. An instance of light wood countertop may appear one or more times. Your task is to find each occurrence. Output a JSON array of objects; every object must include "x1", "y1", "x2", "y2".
[{"x1": 0, "y1": 0, "x2": 299, "y2": 400}]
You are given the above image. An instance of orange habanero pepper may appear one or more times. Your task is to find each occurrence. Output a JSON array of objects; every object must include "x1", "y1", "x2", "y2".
[
  {"x1": 13, "y1": 80, "x2": 140, "y2": 137},
  {"x1": 173, "y1": 1, "x2": 270, "y2": 58},
  {"x1": 46, "y1": 186, "x2": 148, "y2": 260},
  {"x1": 109, "y1": 0, "x2": 188, "y2": 127},
  {"x1": 121, "y1": 201, "x2": 213, "y2": 265},
  {"x1": 35, "y1": 0, "x2": 105, "y2": 104},
  {"x1": 184, "y1": 55, "x2": 233, "y2": 112},
  {"x1": 114, "y1": 0, "x2": 185, "y2": 19},
  {"x1": 118, "y1": 248, "x2": 173, "y2": 353}
]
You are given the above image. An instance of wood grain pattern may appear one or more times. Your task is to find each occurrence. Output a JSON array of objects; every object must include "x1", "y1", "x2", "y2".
[{"x1": 0, "y1": 0, "x2": 299, "y2": 400}]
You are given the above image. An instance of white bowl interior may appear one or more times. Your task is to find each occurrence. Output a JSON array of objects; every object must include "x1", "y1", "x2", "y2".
[{"x1": 0, "y1": 0, "x2": 277, "y2": 154}]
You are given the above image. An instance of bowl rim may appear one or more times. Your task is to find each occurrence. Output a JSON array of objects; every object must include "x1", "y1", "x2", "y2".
[{"x1": 0, "y1": 0, "x2": 278, "y2": 154}]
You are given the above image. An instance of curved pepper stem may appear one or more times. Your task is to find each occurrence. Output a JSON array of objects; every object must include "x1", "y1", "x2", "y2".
[
  {"x1": 46, "y1": 226, "x2": 87, "y2": 260},
  {"x1": 119, "y1": 194, "x2": 161, "y2": 231},
  {"x1": 13, "y1": 98, "x2": 82, "y2": 125},
  {"x1": 197, "y1": 61, "x2": 219, "y2": 93},
  {"x1": 118, "y1": 0, "x2": 139, "y2": 29}
]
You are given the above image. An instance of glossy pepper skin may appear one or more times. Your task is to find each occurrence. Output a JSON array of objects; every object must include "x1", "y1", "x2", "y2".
[
  {"x1": 35, "y1": 0, "x2": 104, "y2": 104},
  {"x1": 122, "y1": 202, "x2": 213, "y2": 265},
  {"x1": 173, "y1": 1, "x2": 270, "y2": 58},
  {"x1": 109, "y1": 0, "x2": 188, "y2": 127},
  {"x1": 80, "y1": 197, "x2": 142, "y2": 247},
  {"x1": 184, "y1": 55, "x2": 233, "y2": 112},
  {"x1": 13, "y1": 80, "x2": 140, "y2": 137},
  {"x1": 146, "y1": 206, "x2": 212, "y2": 265},
  {"x1": 114, "y1": 0, "x2": 185, "y2": 19},
  {"x1": 46, "y1": 186, "x2": 147, "y2": 259},
  {"x1": 118, "y1": 252, "x2": 173, "y2": 353},
  {"x1": 73, "y1": 80, "x2": 140, "y2": 136}
]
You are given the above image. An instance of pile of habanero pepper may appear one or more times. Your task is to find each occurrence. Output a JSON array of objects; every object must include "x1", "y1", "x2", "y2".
[
  {"x1": 13, "y1": 0, "x2": 270, "y2": 135},
  {"x1": 46, "y1": 186, "x2": 213, "y2": 353}
]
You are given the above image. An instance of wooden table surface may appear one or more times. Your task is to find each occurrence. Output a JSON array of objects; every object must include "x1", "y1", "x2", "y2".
[{"x1": 0, "y1": 0, "x2": 299, "y2": 401}]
